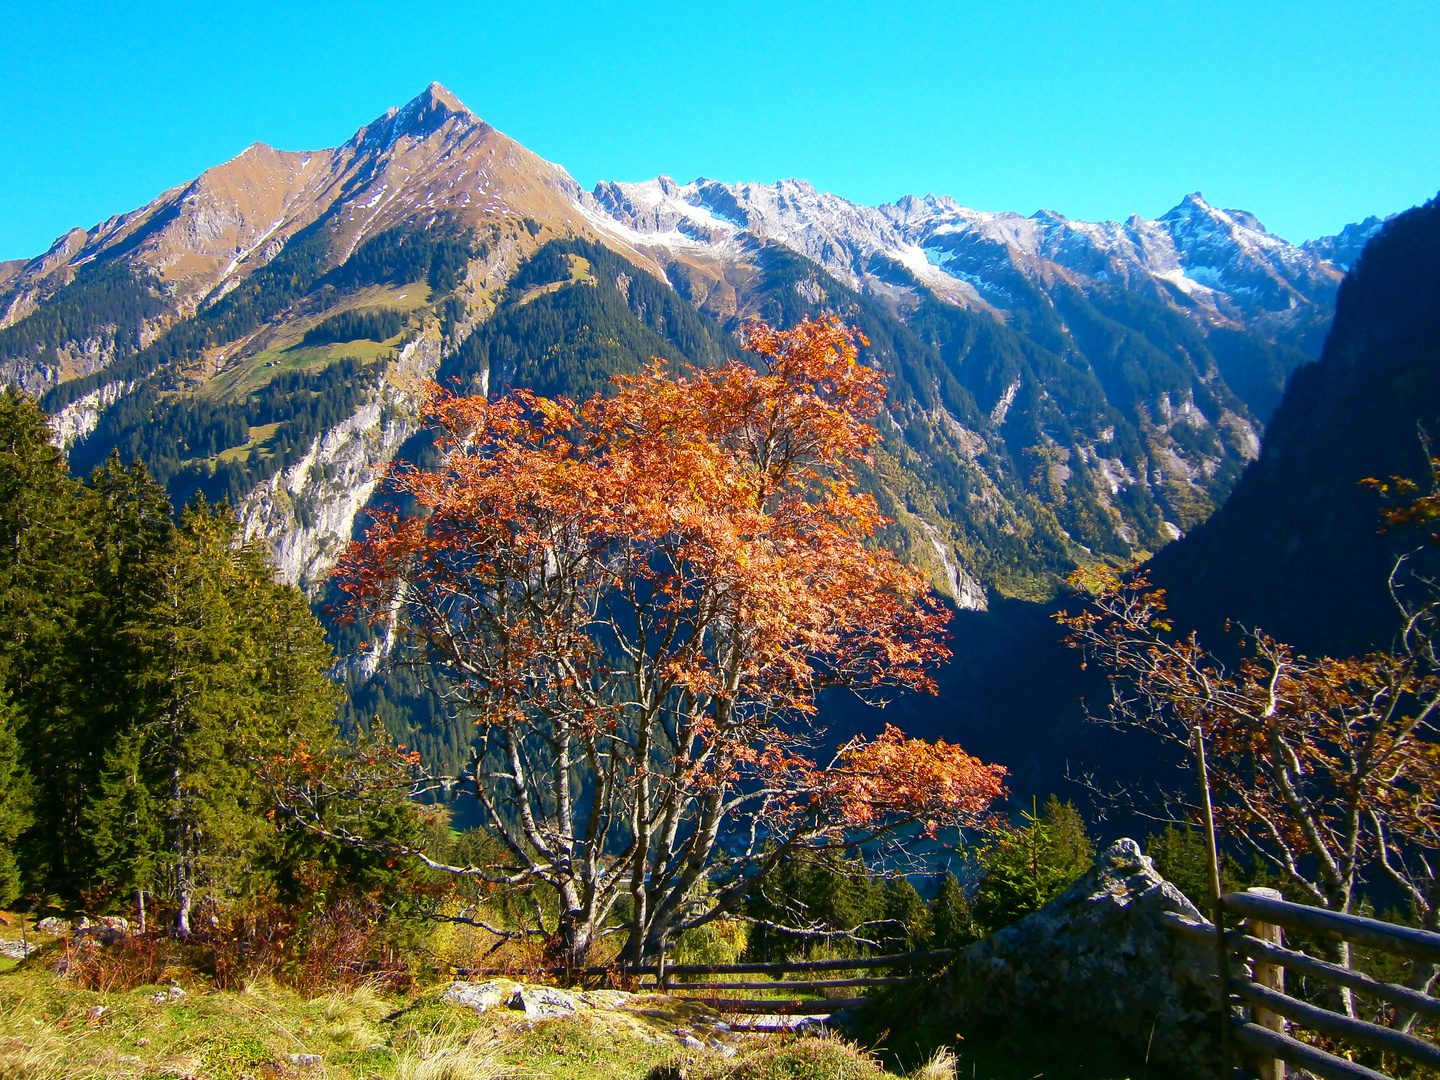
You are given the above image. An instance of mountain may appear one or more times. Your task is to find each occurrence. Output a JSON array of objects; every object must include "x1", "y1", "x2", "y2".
[
  {"x1": 0, "y1": 84, "x2": 1373, "y2": 613},
  {"x1": 1150, "y1": 193, "x2": 1440, "y2": 657}
]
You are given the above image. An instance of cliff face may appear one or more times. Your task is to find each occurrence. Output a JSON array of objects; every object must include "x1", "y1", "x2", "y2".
[
  {"x1": 1150, "y1": 193, "x2": 1440, "y2": 655},
  {"x1": 239, "y1": 326, "x2": 442, "y2": 594}
]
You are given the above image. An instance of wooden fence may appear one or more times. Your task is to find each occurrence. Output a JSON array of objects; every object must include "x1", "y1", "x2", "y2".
[
  {"x1": 447, "y1": 948, "x2": 956, "y2": 1016},
  {"x1": 1163, "y1": 887, "x2": 1440, "y2": 1080}
]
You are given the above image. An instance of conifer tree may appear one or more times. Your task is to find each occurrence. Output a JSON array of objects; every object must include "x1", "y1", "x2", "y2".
[
  {"x1": 73, "y1": 454, "x2": 177, "y2": 906},
  {"x1": 114, "y1": 498, "x2": 343, "y2": 931},
  {"x1": 0, "y1": 388, "x2": 94, "y2": 901},
  {"x1": 929, "y1": 871, "x2": 977, "y2": 951},
  {"x1": 971, "y1": 796, "x2": 1094, "y2": 933},
  {"x1": 0, "y1": 687, "x2": 33, "y2": 907},
  {"x1": 879, "y1": 875, "x2": 930, "y2": 953}
]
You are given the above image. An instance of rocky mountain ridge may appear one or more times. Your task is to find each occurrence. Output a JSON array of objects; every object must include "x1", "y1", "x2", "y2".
[
  {"x1": 0, "y1": 84, "x2": 1387, "y2": 612},
  {"x1": 587, "y1": 177, "x2": 1343, "y2": 351}
]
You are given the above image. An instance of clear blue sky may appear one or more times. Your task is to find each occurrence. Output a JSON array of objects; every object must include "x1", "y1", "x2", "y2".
[{"x1": 2, "y1": 0, "x2": 1436, "y2": 260}]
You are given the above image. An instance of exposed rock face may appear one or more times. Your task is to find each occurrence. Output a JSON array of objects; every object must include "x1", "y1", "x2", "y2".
[
  {"x1": 49, "y1": 380, "x2": 131, "y2": 453},
  {"x1": 924, "y1": 839, "x2": 1220, "y2": 1078},
  {"x1": 238, "y1": 327, "x2": 442, "y2": 594}
]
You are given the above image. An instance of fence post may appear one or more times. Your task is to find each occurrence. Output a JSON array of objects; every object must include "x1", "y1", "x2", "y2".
[{"x1": 1245, "y1": 887, "x2": 1286, "y2": 1080}]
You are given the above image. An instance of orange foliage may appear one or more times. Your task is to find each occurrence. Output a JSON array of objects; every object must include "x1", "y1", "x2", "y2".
[{"x1": 329, "y1": 317, "x2": 1004, "y2": 961}]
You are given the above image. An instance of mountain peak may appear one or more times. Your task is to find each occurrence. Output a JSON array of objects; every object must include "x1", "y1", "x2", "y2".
[
  {"x1": 421, "y1": 81, "x2": 468, "y2": 114},
  {"x1": 351, "y1": 82, "x2": 479, "y2": 151}
]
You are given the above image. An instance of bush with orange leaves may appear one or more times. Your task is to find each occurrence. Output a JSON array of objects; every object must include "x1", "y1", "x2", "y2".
[{"x1": 271, "y1": 317, "x2": 1005, "y2": 967}]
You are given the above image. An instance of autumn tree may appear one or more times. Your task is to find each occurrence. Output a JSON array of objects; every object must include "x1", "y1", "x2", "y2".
[
  {"x1": 1061, "y1": 566, "x2": 1440, "y2": 1004},
  {"x1": 299, "y1": 317, "x2": 1007, "y2": 965}
]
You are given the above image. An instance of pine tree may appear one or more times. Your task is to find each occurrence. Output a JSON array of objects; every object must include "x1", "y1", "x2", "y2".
[
  {"x1": 929, "y1": 871, "x2": 977, "y2": 951},
  {"x1": 73, "y1": 453, "x2": 177, "y2": 908},
  {"x1": 0, "y1": 388, "x2": 95, "y2": 902},
  {"x1": 879, "y1": 875, "x2": 930, "y2": 953},
  {"x1": 0, "y1": 686, "x2": 33, "y2": 907},
  {"x1": 971, "y1": 795, "x2": 1094, "y2": 933},
  {"x1": 109, "y1": 497, "x2": 345, "y2": 930}
]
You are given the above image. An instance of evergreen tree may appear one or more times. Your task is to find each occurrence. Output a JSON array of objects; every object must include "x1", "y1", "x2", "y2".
[
  {"x1": 744, "y1": 849, "x2": 886, "y2": 961},
  {"x1": 0, "y1": 388, "x2": 95, "y2": 902},
  {"x1": 879, "y1": 875, "x2": 930, "y2": 953},
  {"x1": 73, "y1": 453, "x2": 177, "y2": 906},
  {"x1": 971, "y1": 796, "x2": 1094, "y2": 933},
  {"x1": 929, "y1": 871, "x2": 977, "y2": 951},
  {"x1": 1143, "y1": 823, "x2": 1245, "y2": 905},
  {"x1": 0, "y1": 686, "x2": 33, "y2": 907},
  {"x1": 117, "y1": 499, "x2": 342, "y2": 931}
]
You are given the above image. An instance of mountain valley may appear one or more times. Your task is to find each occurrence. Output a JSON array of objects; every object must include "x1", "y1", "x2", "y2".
[{"x1": 0, "y1": 82, "x2": 1415, "y2": 789}]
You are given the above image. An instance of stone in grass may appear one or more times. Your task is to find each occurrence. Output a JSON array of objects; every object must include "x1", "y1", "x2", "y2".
[
  {"x1": 579, "y1": 989, "x2": 635, "y2": 1010},
  {"x1": 287, "y1": 1053, "x2": 324, "y2": 1070},
  {"x1": 441, "y1": 979, "x2": 522, "y2": 1013},
  {"x1": 512, "y1": 985, "x2": 585, "y2": 1020},
  {"x1": 0, "y1": 940, "x2": 38, "y2": 960},
  {"x1": 34, "y1": 917, "x2": 70, "y2": 934}
]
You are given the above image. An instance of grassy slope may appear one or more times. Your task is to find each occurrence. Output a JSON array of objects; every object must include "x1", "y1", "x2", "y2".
[{"x1": 0, "y1": 916, "x2": 1153, "y2": 1080}]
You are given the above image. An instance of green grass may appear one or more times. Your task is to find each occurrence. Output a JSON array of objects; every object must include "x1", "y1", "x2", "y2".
[
  {"x1": 202, "y1": 283, "x2": 431, "y2": 402},
  {"x1": 0, "y1": 962, "x2": 951, "y2": 1080},
  {"x1": 513, "y1": 254, "x2": 594, "y2": 307}
]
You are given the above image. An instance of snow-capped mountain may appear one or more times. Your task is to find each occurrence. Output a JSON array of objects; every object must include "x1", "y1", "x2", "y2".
[
  {"x1": 0, "y1": 83, "x2": 1397, "y2": 609},
  {"x1": 586, "y1": 177, "x2": 1343, "y2": 342}
]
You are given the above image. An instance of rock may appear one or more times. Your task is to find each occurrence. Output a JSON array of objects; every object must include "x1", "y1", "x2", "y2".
[
  {"x1": 75, "y1": 916, "x2": 129, "y2": 944},
  {"x1": 579, "y1": 989, "x2": 636, "y2": 1009},
  {"x1": 512, "y1": 985, "x2": 584, "y2": 1020},
  {"x1": 441, "y1": 979, "x2": 521, "y2": 1013},
  {"x1": 86, "y1": 1005, "x2": 107, "y2": 1020},
  {"x1": 923, "y1": 838, "x2": 1221, "y2": 1080},
  {"x1": 678, "y1": 1034, "x2": 705, "y2": 1051},
  {"x1": 287, "y1": 1053, "x2": 324, "y2": 1070},
  {"x1": 35, "y1": 917, "x2": 70, "y2": 934},
  {"x1": 116, "y1": 1055, "x2": 142, "y2": 1066},
  {"x1": 147, "y1": 985, "x2": 186, "y2": 1004},
  {"x1": 0, "y1": 940, "x2": 39, "y2": 960}
]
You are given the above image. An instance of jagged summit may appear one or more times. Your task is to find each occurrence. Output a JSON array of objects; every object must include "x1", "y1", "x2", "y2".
[{"x1": 352, "y1": 82, "x2": 482, "y2": 151}]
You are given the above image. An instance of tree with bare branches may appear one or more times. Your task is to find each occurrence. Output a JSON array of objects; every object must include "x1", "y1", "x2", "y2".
[{"x1": 1060, "y1": 563, "x2": 1440, "y2": 1009}]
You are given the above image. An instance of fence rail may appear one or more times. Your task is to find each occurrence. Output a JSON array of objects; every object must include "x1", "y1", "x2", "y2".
[
  {"x1": 1164, "y1": 889, "x2": 1440, "y2": 1080},
  {"x1": 443, "y1": 948, "x2": 955, "y2": 1015}
]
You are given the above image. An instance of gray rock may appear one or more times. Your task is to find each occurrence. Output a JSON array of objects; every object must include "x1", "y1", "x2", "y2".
[
  {"x1": 75, "y1": 917, "x2": 128, "y2": 944},
  {"x1": 579, "y1": 989, "x2": 635, "y2": 1009},
  {"x1": 512, "y1": 985, "x2": 584, "y2": 1020},
  {"x1": 923, "y1": 838, "x2": 1220, "y2": 1079},
  {"x1": 287, "y1": 1053, "x2": 324, "y2": 1070},
  {"x1": 440, "y1": 979, "x2": 521, "y2": 1013},
  {"x1": 678, "y1": 1034, "x2": 705, "y2": 1051},
  {"x1": 0, "y1": 940, "x2": 39, "y2": 960},
  {"x1": 34, "y1": 918, "x2": 69, "y2": 934}
]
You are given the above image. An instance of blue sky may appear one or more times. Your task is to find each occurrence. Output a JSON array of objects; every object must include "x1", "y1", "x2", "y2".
[{"x1": 2, "y1": 0, "x2": 1436, "y2": 260}]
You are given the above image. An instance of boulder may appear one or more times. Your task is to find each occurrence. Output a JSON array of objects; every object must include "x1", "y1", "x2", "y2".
[
  {"x1": 440, "y1": 979, "x2": 522, "y2": 1013},
  {"x1": 922, "y1": 839, "x2": 1221, "y2": 1079},
  {"x1": 34, "y1": 917, "x2": 69, "y2": 934},
  {"x1": 513, "y1": 985, "x2": 584, "y2": 1020},
  {"x1": 0, "y1": 940, "x2": 38, "y2": 960}
]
